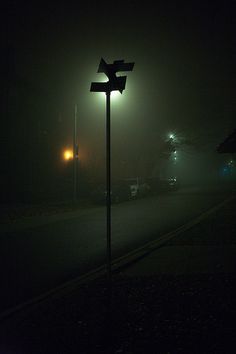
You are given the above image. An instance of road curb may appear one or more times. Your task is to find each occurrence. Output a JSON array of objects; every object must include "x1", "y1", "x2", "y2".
[{"x1": 111, "y1": 194, "x2": 236, "y2": 270}]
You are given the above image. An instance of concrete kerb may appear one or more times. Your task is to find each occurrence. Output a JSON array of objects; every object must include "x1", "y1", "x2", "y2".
[{"x1": 111, "y1": 194, "x2": 236, "y2": 271}]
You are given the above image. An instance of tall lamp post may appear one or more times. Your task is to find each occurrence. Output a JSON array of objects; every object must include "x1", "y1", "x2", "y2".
[
  {"x1": 73, "y1": 103, "x2": 79, "y2": 203},
  {"x1": 90, "y1": 58, "x2": 134, "y2": 282}
]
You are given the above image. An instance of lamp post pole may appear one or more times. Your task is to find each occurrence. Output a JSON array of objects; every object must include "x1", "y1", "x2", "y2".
[
  {"x1": 73, "y1": 103, "x2": 78, "y2": 203},
  {"x1": 90, "y1": 58, "x2": 134, "y2": 282},
  {"x1": 106, "y1": 91, "x2": 111, "y2": 282}
]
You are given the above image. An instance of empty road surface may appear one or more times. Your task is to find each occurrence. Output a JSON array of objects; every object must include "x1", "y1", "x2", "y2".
[{"x1": 0, "y1": 184, "x2": 234, "y2": 313}]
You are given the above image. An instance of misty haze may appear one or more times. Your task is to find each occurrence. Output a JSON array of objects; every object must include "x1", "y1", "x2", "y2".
[{"x1": 1, "y1": 1, "x2": 236, "y2": 353}]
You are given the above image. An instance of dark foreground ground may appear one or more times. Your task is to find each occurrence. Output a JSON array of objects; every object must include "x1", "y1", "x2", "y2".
[{"x1": 0, "y1": 196, "x2": 236, "y2": 353}]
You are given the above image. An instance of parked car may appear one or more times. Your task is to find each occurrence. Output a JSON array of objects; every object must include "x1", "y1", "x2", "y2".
[
  {"x1": 91, "y1": 181, "x2": 131, "y2": 204},
  {"x1": 146, "y1": 178, "x2": 168, "y2": 194},
  {"x1": 124, "y1": 177, "x2": 151, "y2": 198},
  {"x1": 146, "y1": 177, "x2": 179, "y2": 194},
  {"x1": 168, "y1": 176, "x2": 179, "y2": 190},
  {"x1": 127, "y1": 178, "x2": 139, "y2": 198}
]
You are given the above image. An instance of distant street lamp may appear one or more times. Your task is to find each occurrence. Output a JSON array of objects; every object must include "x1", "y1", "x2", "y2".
[
  {"x1": 90, "y1": 58, "x2": 134, "y2": 282},
  {"x1": 73, "y1": 104, "x2": 79, "y2": 203},
  {"x1": 62, "y1": 104, "x2": 79, "y2": 203},
  {"x1": 63, "y1": 149, "x2": 73, "y2": 161}
]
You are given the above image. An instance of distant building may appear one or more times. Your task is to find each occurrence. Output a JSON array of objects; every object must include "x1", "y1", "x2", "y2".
[{"x1": 217, "y1": 130, "x2": 236, "y2": 153}]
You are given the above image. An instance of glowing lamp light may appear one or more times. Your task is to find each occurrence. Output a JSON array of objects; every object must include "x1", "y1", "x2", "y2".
[
  {"x1": 97, "y1": 90, "x2": 121, "y2": 102},
  {"x1": 110, "y1": 90, "x2": 122, "y2": 99},
  {"x1": 92, "y1": 73, "x2": 123, "y2": 102},
  {"x1": 100, "y1": 85, "x2": 122, "y2": 100},
  {"x1": 63, "y1": 149, "x2": 73, "y2": 161}
]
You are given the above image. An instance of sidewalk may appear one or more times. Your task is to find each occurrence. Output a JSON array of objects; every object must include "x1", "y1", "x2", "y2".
[{"x1": 0, "y1": 197, "x2": 236, "y2": 353}]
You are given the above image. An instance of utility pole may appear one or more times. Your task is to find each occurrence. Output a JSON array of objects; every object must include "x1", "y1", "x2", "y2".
[{"x1": 73, "y1": 103, "x2": 78, "y2": 203}]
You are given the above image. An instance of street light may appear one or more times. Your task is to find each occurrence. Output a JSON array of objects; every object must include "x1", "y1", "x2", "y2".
[
  {"x1": 95, "y1": 73, "x2": 122, "y2": 101},
  {"x1": 90, "y1": 58, "x2": 134, "y2": 283},
  {"x1": 73, "y1": 104, "x2": 79, "y2": 203},
  {"x1": 63, "y1": 149, "x2": 73, "y2": 161},
  {"x1": 62, "y1": 104, "x2": 79, "y2": 203}
]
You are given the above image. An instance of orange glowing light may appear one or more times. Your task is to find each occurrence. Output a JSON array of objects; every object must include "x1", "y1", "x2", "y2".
[{"x1": 63, "y1": 149, "x2": 73, "y2": 160}]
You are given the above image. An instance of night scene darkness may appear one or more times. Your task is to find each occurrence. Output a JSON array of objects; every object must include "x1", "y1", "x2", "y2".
[{"x1": 1, "y1": 1, "x2": 236, "y2": 353}]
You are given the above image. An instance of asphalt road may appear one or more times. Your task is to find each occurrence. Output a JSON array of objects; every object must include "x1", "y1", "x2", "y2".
[{"x1": 0, "y1": 184, "x2": 234, "y2": 313}]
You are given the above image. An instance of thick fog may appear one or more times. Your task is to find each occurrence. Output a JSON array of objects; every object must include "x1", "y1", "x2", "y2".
[{"x1": 3, "y1": 0, "x2": 236, "y2": 203}]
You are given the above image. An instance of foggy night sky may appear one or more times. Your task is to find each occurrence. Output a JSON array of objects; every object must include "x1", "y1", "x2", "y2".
[{"x1": 2, "y1": 0, "x2": 236, "y2": 189}]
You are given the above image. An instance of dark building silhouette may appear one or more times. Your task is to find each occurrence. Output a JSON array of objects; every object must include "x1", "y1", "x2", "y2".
[{"x1": 217, "y1": 130, "x2": 236, "y2": 153}]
